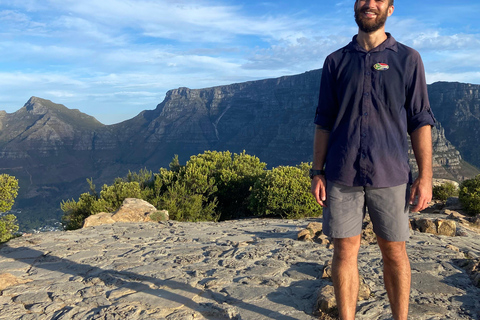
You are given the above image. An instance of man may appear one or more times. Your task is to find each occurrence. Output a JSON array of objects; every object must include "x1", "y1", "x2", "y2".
[{"x1": 310, "y1": 0, "x2": 435, "y2": 319}]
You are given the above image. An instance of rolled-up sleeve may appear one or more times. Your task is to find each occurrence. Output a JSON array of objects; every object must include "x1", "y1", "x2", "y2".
[
  {"x1": 405, "y1": 52, "x2": 436, "y2": 134},
  {"x1": 314, "y1": 57, "x2": 338, "y2": 131}
]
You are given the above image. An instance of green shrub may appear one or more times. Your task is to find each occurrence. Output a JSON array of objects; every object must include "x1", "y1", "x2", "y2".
[
  {"x1": 459, "y1": 175, "x2": 480, "y2": 216},
  {"x1": 0, "y1": 214, "x2": 19, "y2": 243},
  {"x1": 61, "y1": 151, "x2": 325, "y2": 229},
  {"x1": 158, "y1": 151, "x2": 266, "y2": 221},
  {"x1": 0, "y1": 174, "x2": 19, "y2": 213},
  {"x1": 150, "y1": 210, "x2": 169, "y2": 222},
  {"x1": 0, "y1": 174, "x2": 20, "y2": 242},
  {"x1": 249, "y1": 166, "x2": 322, "y2": 219},
  {"x1": 432, "y1": 181, "x2": 459, "y2": 201}
]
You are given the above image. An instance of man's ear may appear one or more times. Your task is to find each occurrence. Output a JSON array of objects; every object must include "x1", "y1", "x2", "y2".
[{"x1": 388, "y1": 5, "x2": 395, "y2": 17}]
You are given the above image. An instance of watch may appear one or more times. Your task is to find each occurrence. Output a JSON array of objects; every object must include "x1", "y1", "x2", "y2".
[{"x1": 309, "y1": 169, "x2": 326, "y2": 179}]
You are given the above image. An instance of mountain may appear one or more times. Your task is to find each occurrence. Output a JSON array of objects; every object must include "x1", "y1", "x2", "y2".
[
  {"x1": 0, "y1": 71, "x2": 479, "y2": 231},
  {"x1": 428, "y1": 82, "x2": 480, "y2": 170}
]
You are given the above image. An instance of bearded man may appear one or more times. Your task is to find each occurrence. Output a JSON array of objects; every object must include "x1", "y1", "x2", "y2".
[{"x1": 310, "y1": 0, "x2": 435, "y2": 319}]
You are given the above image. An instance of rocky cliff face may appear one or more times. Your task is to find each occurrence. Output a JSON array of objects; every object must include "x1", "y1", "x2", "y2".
[
  {"x1": 0, "y1": 73, "x2": 479, "y2": 230},
  {"x1": 428, "y1": 82, "x2": 480, "y2": 169}
]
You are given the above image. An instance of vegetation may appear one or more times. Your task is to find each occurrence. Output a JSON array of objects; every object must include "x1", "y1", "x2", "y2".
[
  {"x1": 432, "y1": 181, "x2": 459, "y2": 201},
  {"x1": 459, "y1": 174, "x2": 480, "y2": 216},
  {"x1": 249, "y1": 164, "x2": 322, "y2": 219},
  {"x1": 0, "y1": 174, "x2": 19, "y2": 213},
  {"x1": 61, "y1": 151, "x2": 323, "y2": 230},
  {"x1": 0, "y1": 174, "x2": 20, "y2": 242}
]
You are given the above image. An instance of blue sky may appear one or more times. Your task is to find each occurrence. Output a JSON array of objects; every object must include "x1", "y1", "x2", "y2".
[{"x1": 1, "y1": 0, "x2": 480, "y2": 124}]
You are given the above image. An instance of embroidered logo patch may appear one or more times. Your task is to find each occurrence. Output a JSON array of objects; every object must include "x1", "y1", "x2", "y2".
[{"x1": 373, "y1": 63, "x2": 389, "y2": 71}]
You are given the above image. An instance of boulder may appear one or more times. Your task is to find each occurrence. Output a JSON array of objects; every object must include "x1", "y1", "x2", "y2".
[
  {"x1": 358, "y1": 280, "x2": 371, "y2": 301},
  {"x1": 414, "y1": 218, "x2": 437, "y2": 235},
  {"x1": 83, "y1": 212, "x2": 116, "y2": 228},
  {"x1": 297, "y1": 229, "x2": 313, "y2": 241},
  {"x1": 433, "y1": 179, "x2": 459, "y2": 188},
  {"x1": 111, "y1": 198, "x2": 157, "y2": 222},
  {"x1": 83, "y1": 198, "x2": 169, "y2": 228},
  {"x1": 306, "y1": 222, "x2": 323, "y2": 235},
  {"x1": 316, "y1": 285, "x2": 336, "y2": 313},
  {"x1": 435, "y1": 219, "x2": 456, "y2": 237},
  {"x1": 298, "y1": 222, "x2": 323, "y2": 242}
]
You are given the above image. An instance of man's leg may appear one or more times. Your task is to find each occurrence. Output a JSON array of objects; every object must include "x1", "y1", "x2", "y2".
[
  {"x1": 377, "y1": 236, "x2": 411, "y2": 320},
  {"x1": 331, "y1": 234, "x2": 362, "y2": 320}
]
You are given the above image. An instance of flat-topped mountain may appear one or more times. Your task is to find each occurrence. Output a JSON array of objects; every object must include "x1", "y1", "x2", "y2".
[{"x1": 0, "y1": 71, "x2": 479, "y2": 230}]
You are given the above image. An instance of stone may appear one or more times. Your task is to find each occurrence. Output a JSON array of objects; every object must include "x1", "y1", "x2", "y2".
[
  {"x1": 435, "y1": 219, "x2": 456, "y2": 237},
  {"x1": 297, "y1": 229, "x2": 313, "y2": 241},
  {"x1": 358, "y1": 280, "x2": 371, "y2": 301},
  {"x1": 83, "y1": 212, "x2": 116, "y2": 228},
  {"x1": 306, "y1": 222, "x2": 323, "y2": 235},
  {"x1": 316, "y1": 285, "x2": 336, "y2": 313},
  {"x1": 322, "y1": 264, "x2": 332, "y2": 279},
  {"x1": 317, "y1": 234, "x2": 330, "y2": 245},
  {"x1": 0, "y1": 273, "x2": 31, "y2": 291},
  {"x1": 414, "y1": 218, "x2": 437, "y2": 234},
  {"x1": 445, "y1": 244, "x2": 460, "y2": 252},
  {"x1": 111, "y1": 198, "x2": 157, "y2": 223}
]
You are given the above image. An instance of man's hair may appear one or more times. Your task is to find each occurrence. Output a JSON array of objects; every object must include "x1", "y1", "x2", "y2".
[{"x1": 355, "y1": 0, "x2": 394, "y2": 6}]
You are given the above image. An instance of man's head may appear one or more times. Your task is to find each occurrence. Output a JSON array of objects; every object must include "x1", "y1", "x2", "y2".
[{"x1": 354, "y1": 0, "x2": 394, "y2": 34}]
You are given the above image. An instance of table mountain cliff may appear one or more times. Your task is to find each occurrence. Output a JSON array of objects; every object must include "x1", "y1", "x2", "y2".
[{"x1": 0, "y1": 70, "x2": 479, "y2": 230}]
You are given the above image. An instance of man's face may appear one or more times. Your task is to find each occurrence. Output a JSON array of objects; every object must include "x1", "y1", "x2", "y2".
[{"x1": 354, "y1": 0, "x2": 392, "y2": 33}]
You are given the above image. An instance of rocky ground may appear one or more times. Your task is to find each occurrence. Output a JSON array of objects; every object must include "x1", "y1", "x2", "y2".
[{"x1": 1, "y1": 206, "x2": 480, "y2": 319}]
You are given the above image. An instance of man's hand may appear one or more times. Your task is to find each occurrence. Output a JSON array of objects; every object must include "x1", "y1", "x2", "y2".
[
  {"x1": 311, "y1": 175, "x2": 327, "y2": 207},
  {"x1": 409, "y1": 177, "x2": 432, "y2": 212}
]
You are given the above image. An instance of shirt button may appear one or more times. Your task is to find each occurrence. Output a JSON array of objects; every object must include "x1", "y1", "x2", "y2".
[
  {"x1": 364, "y1": 92, "x2": 369, "y2": 96},
  {"x1": 364, "y1": 112, "x2": 368, "y2": 116},
  {"x1": 367, "y1": 53, "x2": 371, "y2": 57},
  {"x1": 362, "y1": 154, "x2": 366, "y2": 159},
  {"x1": 366, "y1": 71, "x2": 371, "y2": 76},
  {"x1": 362, "y1": 133, "x2": 367, "y2": 137}
]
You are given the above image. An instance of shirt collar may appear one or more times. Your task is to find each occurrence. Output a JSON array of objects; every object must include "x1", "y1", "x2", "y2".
[{"x1": 344, "y1": 32, "x2": 398, "y2": 53}]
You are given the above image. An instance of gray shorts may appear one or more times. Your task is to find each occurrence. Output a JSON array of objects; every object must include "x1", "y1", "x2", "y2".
[{"x1": 322, "y1": 181, "x2": 411, "y2": 242}]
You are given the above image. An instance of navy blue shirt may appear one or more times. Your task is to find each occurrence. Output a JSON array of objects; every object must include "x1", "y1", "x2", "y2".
[{"x1": 314, "y1": 34, "x2": 435, "y2": 188}]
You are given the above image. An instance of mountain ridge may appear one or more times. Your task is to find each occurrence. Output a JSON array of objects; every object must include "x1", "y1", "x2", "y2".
[{"x1": 1, "y1": 70, "x2": 479, "y2": 231}]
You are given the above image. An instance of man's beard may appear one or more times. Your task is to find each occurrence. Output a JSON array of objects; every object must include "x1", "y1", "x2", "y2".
[{"x1": 354, "y1": 6, "x2": 388, "y2": 33}]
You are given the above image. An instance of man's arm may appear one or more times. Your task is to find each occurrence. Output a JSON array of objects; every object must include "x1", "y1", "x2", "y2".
[
  {"x1": 311, "y1": 125, "x2": 330, "y2": 207},
  {"x1": 409, "y1": 125, "x2": 433, "y2": 212}
]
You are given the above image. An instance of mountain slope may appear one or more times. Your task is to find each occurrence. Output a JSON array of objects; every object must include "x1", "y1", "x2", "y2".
[{"x1": 0, "y1": 73, "x2": 479, "y2": 231}]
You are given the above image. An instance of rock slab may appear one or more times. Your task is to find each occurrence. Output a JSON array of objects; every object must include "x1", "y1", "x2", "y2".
[{"x1": 0, "y1": 218, "x2": 479, "y2": 320}]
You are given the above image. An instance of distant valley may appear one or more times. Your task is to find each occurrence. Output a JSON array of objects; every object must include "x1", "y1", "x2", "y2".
[{"x1": 1, "y1": 69, "x2": 479, "y2": 231}]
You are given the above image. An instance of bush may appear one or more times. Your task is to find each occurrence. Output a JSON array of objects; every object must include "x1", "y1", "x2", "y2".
[
  {"x1": 459, "y1": 175, "x2": 480, "y2": 216},
  {"x1": 61, "y1": 151, "x2": 326, "y2": 229},
  {"x1": 158, "y1": 151, "x2": 266, "y2": 221},
  {"x1": 249, "y1": 166, "x2": 322, "y2": 219},
  {"x1": 433, "y1": 181, "x2": 459, "y2": 201},
  {"x1": 0, "y1": 174, "x2": 19, "y2": 213},
  {"x1": 0, "y1": 174, "x2": 20, "y2": 242},
  {"x1": 0, "y1": 214, "x2": 19, "y2": 243}
]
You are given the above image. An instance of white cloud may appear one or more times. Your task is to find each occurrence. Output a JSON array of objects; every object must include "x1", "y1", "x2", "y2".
[{"x1": 1, "y1": 0, "x2": 480, "y2": 125}]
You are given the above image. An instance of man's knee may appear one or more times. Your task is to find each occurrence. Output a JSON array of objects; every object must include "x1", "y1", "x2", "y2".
[
  {"x1": 333, "y1": 235, "x2": 361, "y2": 260},
  {"x1": 377, "y1": 236, "x2": 408, "y2": 263}
]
